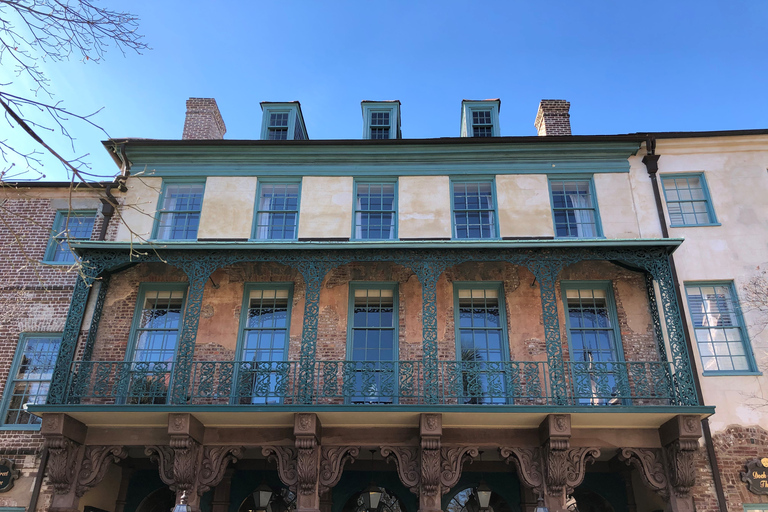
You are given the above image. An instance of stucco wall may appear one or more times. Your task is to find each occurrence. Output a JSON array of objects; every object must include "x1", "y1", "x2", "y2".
[
  {"x1": 495, "y1": 175, "x2": 554, "y2": 238},
  {"x1": 398, "y1": 176, "x2": 451, "y2": 239},
  {"x1": 297, "y1": 176, "x2": 353, "y2": 239},
  {"x1": 593, "y1": 173, "x2": 641, "y2": 238},
  {"x1": 198, "y1": 176, "x2": 258, "y2": 240},
  {"x1": 114, "y1": 177, "x2": 161, "y2": 242}
]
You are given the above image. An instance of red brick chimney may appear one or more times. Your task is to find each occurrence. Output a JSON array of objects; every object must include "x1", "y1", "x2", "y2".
[
  {"x1": 534, "y1": 99, "x2": 571, "y2": 136},
  {"x1": 182, "y1": 98, "x2": 226, "y2": 139}
]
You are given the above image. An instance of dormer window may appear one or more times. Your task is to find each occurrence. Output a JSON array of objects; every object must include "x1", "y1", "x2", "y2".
[
  {"x1": 260, "y1": 102, "x2": 308, "y2": 140},
  {"x1": 362, "y1": 101, "x2": 401, "y2": 140},
  {"x1": 461, "y1": 99, "x2": 501, "y2": 137}
]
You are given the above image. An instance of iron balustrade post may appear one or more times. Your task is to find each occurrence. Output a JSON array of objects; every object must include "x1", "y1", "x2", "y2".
[
  {"x1": 47, "y1": 269, "x2": 98, "y2": 404},
  {"x1": 527, "y1": 259, "x2": 568, "y2": 405},
  {"x1": 170, "y1": 260, "x2": 213, "y2": 405},
  {"x1": 645, "y1": 273, "x2": 668, "y2": 362},
  {"x1": 646, "y1": 255, "x2": 698, "y2": 406},
  {"x1": 407, "y1": 256, "x2": 446, "y2": 405},
  {"x1": 295, "y1": 260, "x2": 335, "y2": 404}
]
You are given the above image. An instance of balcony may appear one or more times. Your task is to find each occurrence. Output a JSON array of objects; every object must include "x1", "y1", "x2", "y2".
[{"x1": 63, "y1": 359, "x2": 676, "y2": 407}]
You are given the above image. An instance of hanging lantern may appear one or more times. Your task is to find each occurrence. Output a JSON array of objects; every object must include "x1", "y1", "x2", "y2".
[
  {"x1": 534, "y1": 495, "x2": 549, "y2": 512},
  {"x1": 476, "y1": 481, "x2": 492, "y2": 510},
  {"x1": 361, "y1": 483, "x2": 382, "y2": 511},
  {"x1": 173, "y1": 491, "x2": 192, "y2": 512},
  {"x1": 465, "y1": 492, "x2": 480, "y2": 512},
  {"x1": 253, "y1": 483, "x2": 273, "y2": 512}
]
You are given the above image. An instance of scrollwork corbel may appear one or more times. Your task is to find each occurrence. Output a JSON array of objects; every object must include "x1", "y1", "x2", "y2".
[
  {"x1": 381, "y1": 446, "x2": 419, "y2": 495},
  {"x1": 319, "y1": 446, "x2": 359, "y2": 493},
  {"x1": 500, "y1": 446, "x2": 543, "y2": 494},
  {"x1": 198, "y1": 446, "x2": 244, "y2": 494},
  {"x1": 439, "y1": 446, "x2": 479, "y2": 492},
  {"x1": 263, "y1": 446, "x2": 299, "y2": 489},
  {"x1": 76, "y1": 445, "x2": 127, "y2": 497},
  {"x1": 618, "y1": 448, "x2": 669, "y2": 500},
  {"x1": 47, "y1": 436, "x2": 82, "y2": 494}
]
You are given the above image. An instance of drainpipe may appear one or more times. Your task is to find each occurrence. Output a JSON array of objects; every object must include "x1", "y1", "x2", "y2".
[
  {"x1": 97, "y1": 142, "x2": 131, "y2": 240},
  {"x1": 28, "y1": 446, "x2": 49, "y2": 512},
  {"x1": 642, "y1": 137, "x2": 727, "y2": 512}
]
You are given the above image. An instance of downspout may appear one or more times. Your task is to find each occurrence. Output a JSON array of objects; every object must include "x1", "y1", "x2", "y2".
[
  {"x1": 28, "y1": 446, "x2": 49, "y2": 512},
  {"x1": 98, "y1": 142, "x2": 131, "y2": 241},
  {"x1": 642, "y1": 137, "x2": 727, "y2": 512}
]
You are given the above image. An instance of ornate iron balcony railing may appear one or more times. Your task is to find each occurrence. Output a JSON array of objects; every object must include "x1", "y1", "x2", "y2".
[{"x1": 63, "y1": 359, "x2": 677, "y2": 407}]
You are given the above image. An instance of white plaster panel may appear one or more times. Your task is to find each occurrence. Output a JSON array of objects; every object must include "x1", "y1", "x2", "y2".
[
  {"x1": 114, "y1": 177, "x2": 161, "y2": 242},
  {"x1": 495, "y1": 175, "x2": 554, "y2": 238},
  {"x1": 627, "y1": 154, "x2": 664, "y2": 238},
  {"x1": 593, "y1": 173, "x2": 641, "y2": 238},
  {"x1": 298, "y1": 176, "x2": 353, "y2": 239},
  {"x1": 398, "y1": 176, "x2": 451, "y2": 239},
  {"x1": 198, "y1": 176, "x2": 258, "y2": 240}
]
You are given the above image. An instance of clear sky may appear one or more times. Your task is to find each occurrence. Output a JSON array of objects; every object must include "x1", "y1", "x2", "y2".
[{"x1": 4, "y1": 0, "x2": 768, "y2": 182}]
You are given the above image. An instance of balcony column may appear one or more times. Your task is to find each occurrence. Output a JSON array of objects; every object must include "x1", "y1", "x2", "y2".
[
  {"x1": 81, "y1": 273, "x2": 111, "y2": 362},
  {"x1": 170, "y1": 260, "x2": 215, "y2": 405},
  {"x1": 407, "y1": 257, "x2": 447, "y2": 405},
  {"x1": 48, "y1": 268, "x2": 99, "y2": 404},
  {"x1": 295, "y1": 261, "x2": 336, "y2": 404},
  {"x1": 646, "y1": 256, "x2": 698, "y2": 406},
  {"x1": 644, "y1": 273, "x2": 668, "y2": 361},
  {"x1": 526, "y1": 259, "x2": 567, "y2": 405}
]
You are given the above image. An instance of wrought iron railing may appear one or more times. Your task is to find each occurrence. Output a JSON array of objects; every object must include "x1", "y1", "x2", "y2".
[{"x1": 64, "y1": 360, "x2": 677, "y2": 406}]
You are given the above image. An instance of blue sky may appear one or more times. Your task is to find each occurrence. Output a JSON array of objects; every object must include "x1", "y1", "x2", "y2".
[{"x1": 4, "y1": 0, "x2": 768, "y2": 182}]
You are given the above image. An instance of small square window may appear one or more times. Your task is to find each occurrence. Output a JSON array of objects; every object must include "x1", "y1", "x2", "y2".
[
  {"x1": 685, "y1": 282, "x2": 756, "y2": 373},
  {"x1": 154, "y1": 182, "x2": 205, "y2": 240},
  {"x1": 253, "y1": 183, "x2": 300, "y2": 240},
  {"x1": 461, "y1": 100, "x2": 500, "y2": 137},
  {"x1": 472, "y1": 110, "x2": 493, "y2": 137},
  {"x1": 549, "y1": 179, "x2": 601, "y2": 238},
  {"x1": 362, "y1": 102, "x2": 400, "y2": 140},
  {"x1": 660, "y1": 174, "x2": 717, "y2": 226},
  {"x1": 268, "y1": 113, "x2": 290, "y2": 140},
  {"x1": 452, "y1": 181, "x2": 497, "y2": 239},
  {"x1": 44, "y1": 211, "x2": 96, "y2": 263}
]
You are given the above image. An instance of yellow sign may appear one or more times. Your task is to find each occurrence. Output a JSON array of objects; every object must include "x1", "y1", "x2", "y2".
[{"x1": 762, "y1": 457, "x2": 768, "y2": 468}]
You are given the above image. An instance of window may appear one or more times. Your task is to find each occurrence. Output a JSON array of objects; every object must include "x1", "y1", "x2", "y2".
[
  {"x1": 361, "y1": 101, "x2": 401, "y2": 140},
  {"x1": 549, "y1": 179, "x2": 601, "y2": 238},
  {"x1": 154, "y1": 182, "x2": 205, "y2": 240},
  {"x1": 460, "y1": 100, "x2": 500, "y2": 137},
  {"x1": 126, "y1": 285, "x2": 186, "y2": 404},
  {"x1": 744, "y1": 506, "x2": 768, "y2": 512},
  {"x1": 685, "y1": 282, "x2": 756, "y2": 373},
  {"x1": 348, "y1": 284, "x2": 397, "y2": 403},
  {"x1": 660, "y1": 174, "x2": 718, "y2": 226},
  {"x1": 562, "y1": 283, "x2": 625, "y2": 405},
  {"x1": 236, "y1": 285, "x2": 293, "y2": 404},
  {"x1": 354, "y1": 181, "x2": 397, "y2": 240},
  {"x1": 454, "y1": 284, "x2": 509, "y2": 404},
  {"x1": 259, "y1": 102, "x2": 309, "y2": 140},
  {"x1": 1, "y1": 334, "x2": 61, "y2": 427},
  {"x1": 267, "y1": 112, "x2": 289, "y2": 140},
  {"x1": 253, "y1": 182, "x2": 300, "y2": 240},
  {"x1": 44, "y1": 211, "x2": 96, "y2": 263},
  {"x1": 472, "y1": 110, "x2": 493, "y2": 137},
  {"x1": 452, "y1": 181, "x2": 497, "y2": 239}
]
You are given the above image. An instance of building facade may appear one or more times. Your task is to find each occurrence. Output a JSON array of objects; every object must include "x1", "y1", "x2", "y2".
[{"x1": 0, "y1": 98, "x2": 766, "y2": 512}]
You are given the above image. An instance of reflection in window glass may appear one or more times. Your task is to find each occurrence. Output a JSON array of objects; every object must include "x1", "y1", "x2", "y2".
[
  {"x1": 453, "y1": 182, "x2": 496, "y2": 239},
  {"x1": 156, "y1": 183, "x2": 204, "y2": 240},
  {"x1": 3, "y1": 335, "x2": 61, "y2": 425},
  {"x1": 255, "y1": 183, "x2": 300, "y2": 240}
]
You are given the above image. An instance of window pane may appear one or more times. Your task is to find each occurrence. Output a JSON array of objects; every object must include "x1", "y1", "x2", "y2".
[
  {"x1": 453, "y1": 182, "x2": 496, "y2": 239},
  {"x1": 550, "y1": 180, "x2": 598, "y2": 238},
  {"x1": 4, "y1": 335, "x2": 61, "y2": 425},
  {"x1": 255, "y1": 184, "x2": 300, "y2": 240},
  {"x1": 49, "y1": 212, "x2": 96, "y2": 262},
  {"x1": 662, "y1": 175, "x2": 715, "y2": 226},
  {"x1": 156, "y1": 184, "x2": 204, "y2": 240}
]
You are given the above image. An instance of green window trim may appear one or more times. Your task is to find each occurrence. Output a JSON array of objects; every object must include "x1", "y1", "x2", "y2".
[
  {"x1": 659, "y1": 173, "x2": 720, "y2": 227},
  {"x1": 684, "y1": 281, "x2": 758, "y2": 375},
  {"x1": 548, "y1": 176, "x2": 603, "y2": 239},
  {"x1": 43, "y1": 210, "x2": 97, "y2": 263},
  {"x1": 125, "y1": 283, "x2": 188, "y2": 404},
  {"x1": 152, "y1": 179, "x2": 206, "y2": 241},
  {"x1": 561, "y1": 281, "x2": 626, "y2": 406},
  {"x1": 0, "y1": 332, "x2": 62, "y2": 430},
  {"x1": 743, "y1": 506, "x2": 768, "y2": 512},
  {"x1": 452, "y1": 282, "x2": 511, "y2": 405},
  {"x1": 346, "y1": 282, "x2": 399, "y2": 404},
  {"x1": 251, "y1": 179, "x2": 302, "y2": 241},
  {"x1": 352, "y1": 179, "x2": 398, "y2": 240},
  {"x1": 450, "y1": 178, "x2": 499, "y2": 240},
  {"x1": 235, "y1": 283, "x2": 294, "y2": 404}
]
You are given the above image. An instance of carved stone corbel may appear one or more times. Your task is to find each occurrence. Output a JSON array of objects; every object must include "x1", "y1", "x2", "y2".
[
  {"x1": 319, "y1": 446, "x2": 359, "y2": 493},
  {"x1": 76, "y1": 445, "x2": 128, "y2": 497},
  {"x1": 419, "y1": 413, "x2": 442, "y2": 498},
  {"x1": 439, "y1": 446, "x2": 479, "y2": 492},
  {"x1": 48, "y1": 436, "x2": 83, "y2": 495},
  {"x1": 618, "y1": 448, "x2": 669, "y2": 500},
  {"x1": 262, "y1": 446, "x2": 299, "y2": 489},
  {"x1": 198, "y1": 446, "x2": 244, "y2": 494},
  {"x1": 563, "y1": 447, "x2": 601, "y2": 494},
  {"x1": 380, "y1": 446, "x2": 419, "y2": 494},
  {"x1": 500, "y1": 447, "x2": 544, "y2": 495},
  {"x1": 146, "y1": 445, "x2": 176, "y2": 489},
  {"x1": 294, "y1": 413, "x2": 321, "y2": 497},
  {"x1": 659, "y1": 415, "x2": 701, "y2": 499}
]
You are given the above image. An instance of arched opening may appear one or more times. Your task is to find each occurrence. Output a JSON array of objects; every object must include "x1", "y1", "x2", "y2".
[
  {"x1": 235, "y1": 486, "x2": 296, "y2": 512},
  {"x1": 135, "y1": 487, "x2": 175, "y2": 512},
  {"x1": 341, "y1": 487, "x2": 405, "y2": 512},
  {"x1": 445, "y1": 486, "x2": 514, "y2": 512},
  {"x1": 570, "y1": 488, "x2": 615, "y2": 512}
]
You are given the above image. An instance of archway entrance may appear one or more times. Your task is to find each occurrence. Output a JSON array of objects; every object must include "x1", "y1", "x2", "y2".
[{"x1": 135, "y1": 487, "x2": 175, "y2": 512}]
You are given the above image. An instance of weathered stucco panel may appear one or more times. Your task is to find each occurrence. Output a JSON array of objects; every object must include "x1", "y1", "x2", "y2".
[
  {"x1": 297, "y1": 176, "x2": 353, "y2": 239},
  {"x1": 114, "y1": 177, "x2": 161, "y2": 242},
  {"x1": 593, "y1": 173, "x2": 641, "y2": 238},
  {"x1": 627, "y1": 153, "x2": 664, "y2": 238},
  {"x1": 198, "y1": 176, "x2": 258, "y2": 240},
  {"x1": 398, "y1": 176, "x2": 451, "y2": 239},
  {"x1": 495, "y1": 175, "x2": 554, "y2": 238}
]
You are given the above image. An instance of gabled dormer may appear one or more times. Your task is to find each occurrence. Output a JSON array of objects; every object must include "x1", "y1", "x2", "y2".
[
  {"x1": 361, "y1": 101, "x2": 401, "y2": 140},
  {"x1": 460, "y1": 99, "x2": 501, "y2": 137},
  {"x1": 260, "y1": 101, "x2": 308, "y2": 140}
]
